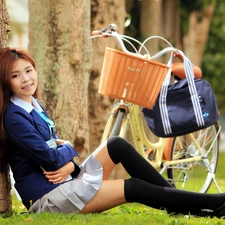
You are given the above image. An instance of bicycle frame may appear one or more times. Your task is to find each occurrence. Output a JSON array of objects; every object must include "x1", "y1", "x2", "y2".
[
  {"x1": 94, "y1": 24, "x2": 222, "y2": 193},
  {"x1": 101, "y1": 100, "x2": 222, "y2": 192}
]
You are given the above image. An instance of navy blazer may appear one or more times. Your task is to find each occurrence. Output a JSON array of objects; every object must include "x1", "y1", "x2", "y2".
[{"x1": 4, "y1": 102, "x2": 78, "y2": 209}]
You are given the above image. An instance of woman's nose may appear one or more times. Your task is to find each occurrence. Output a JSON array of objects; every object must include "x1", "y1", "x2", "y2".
[{"x1": 21, "y1": 74, "x2": 30, "y2": 82}]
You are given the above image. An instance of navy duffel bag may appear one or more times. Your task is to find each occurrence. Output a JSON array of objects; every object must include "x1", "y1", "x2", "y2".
[{"x1": 142, "y1": 78, "x2": 218, "y2": 137}]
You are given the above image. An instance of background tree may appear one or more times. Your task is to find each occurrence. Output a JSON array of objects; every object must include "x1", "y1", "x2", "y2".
[
  {"x1": 180, "y1": 0, "x2": 216, "y2": 66},
  {"x1": 89, "y1": 0, "x2": 127, "y2": 178},
  {"x1": 0, "y1": 0, "x2": 12, "y2": 215},
  {"x1": 126, "y1": 0, "x2": 215, "y2": 65},
  {"x1": 202, "y1": 0, "x2": 225, "y2": 109},
  {"x1": 28, "y1": 0, "x2": 92, "y2": 162}
]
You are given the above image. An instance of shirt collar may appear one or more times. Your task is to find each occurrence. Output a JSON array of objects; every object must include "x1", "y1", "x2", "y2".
[{"x1": 10, "y1": 95, "x2": 43, "y2": 113}]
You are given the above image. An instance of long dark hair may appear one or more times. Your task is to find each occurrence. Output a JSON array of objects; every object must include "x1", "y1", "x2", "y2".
[{"x1": 0, "y1": 47, "x2": 38, "y2": 170}]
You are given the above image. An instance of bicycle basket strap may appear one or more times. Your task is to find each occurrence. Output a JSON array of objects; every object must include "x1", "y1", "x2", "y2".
[{"x1": 159, "y1": 50, "x2": 205, "y2": 135}]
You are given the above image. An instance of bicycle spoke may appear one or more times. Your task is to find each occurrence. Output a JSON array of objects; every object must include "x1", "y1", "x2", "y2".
[{"x1": 167, "y1": 124, "x2": 219, "y2": 193}]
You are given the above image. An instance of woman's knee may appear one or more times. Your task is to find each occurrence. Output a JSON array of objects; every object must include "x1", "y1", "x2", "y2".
[
  {"x1": 107, "y1": 136, "x2": 125, "y2": 147},
  {"x1": 80, "y1": 180, "x2": 126, "y2": 214},
  {"x1": 107, "y1": 136, "x2": 130, "y2": 164}
]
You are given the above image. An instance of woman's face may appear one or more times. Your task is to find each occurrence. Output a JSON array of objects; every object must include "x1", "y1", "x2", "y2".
[{"x1": 10, "y1": 58, "x2": 38, "y2": 103}]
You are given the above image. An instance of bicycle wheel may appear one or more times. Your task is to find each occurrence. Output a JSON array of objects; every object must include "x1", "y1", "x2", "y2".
[{"x1": 167, "y1": 123, "x2": 220, "y2": 193}]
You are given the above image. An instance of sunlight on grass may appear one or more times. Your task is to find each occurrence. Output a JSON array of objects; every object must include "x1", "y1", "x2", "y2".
[{"x1": 11, "y1": 195, "x2": 27, "y2": 214}]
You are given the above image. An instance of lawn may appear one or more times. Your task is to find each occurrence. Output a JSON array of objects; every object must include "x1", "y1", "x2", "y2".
[{"x1": 1, "y1": 152, "x2": 225, "y2": 225}]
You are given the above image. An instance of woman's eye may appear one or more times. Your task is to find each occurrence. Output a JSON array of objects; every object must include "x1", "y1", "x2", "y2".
[
  {"x1": 26, "y1": 69, "x2": 32, "y2": 73},
  {"x1": 12, "y1": 74, "x2": 19, "y2": 78}
]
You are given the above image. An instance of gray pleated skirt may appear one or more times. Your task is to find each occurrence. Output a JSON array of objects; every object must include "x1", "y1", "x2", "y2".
[{"x1": 29, "y1": 154, "x2": 103, "y2": 214}]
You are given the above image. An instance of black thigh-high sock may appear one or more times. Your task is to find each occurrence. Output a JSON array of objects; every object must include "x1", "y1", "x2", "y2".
[
  {"x1": 124, "y1": 177, "x2": 225, "y2": 214},
  {"x1": 107, "y1": 136, "x2": 172, "y2": 187}
]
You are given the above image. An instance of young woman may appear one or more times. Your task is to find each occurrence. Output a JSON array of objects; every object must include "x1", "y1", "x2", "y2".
[{"x1": 0, "y1": 47, "x2": 225, "y2": 217}]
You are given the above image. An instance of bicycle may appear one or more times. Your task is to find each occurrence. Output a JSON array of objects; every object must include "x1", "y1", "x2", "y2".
[{"x1": 91, "y1": 24, "x2": 222, "y2": 193}]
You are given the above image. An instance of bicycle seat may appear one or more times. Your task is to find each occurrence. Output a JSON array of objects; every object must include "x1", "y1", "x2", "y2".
[{"x1": 171, "y1": 62, "x2": 202, "y2": 79}]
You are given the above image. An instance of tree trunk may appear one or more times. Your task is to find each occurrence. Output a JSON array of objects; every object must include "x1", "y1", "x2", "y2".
[
  {"x1": 183, "y1": 5, "x2": 215, "y2": 66},
  {"x1": 140, "y1": 0, "x2": 162, "y2": 55},
  {"x1": 138, "y1": 0, "x2": 181, "y2": 142},
  {"x1": 140, "y1": 0, "x2": 181, "y2": 60},
  {"x1": 89, "y1": 0, "x2": 127, "y2": 178},
  {"x1": 89, "y1": 0, "x2": 125, "y2": 150},
  {"x1": 0, "y1": 0, "x2": 12, "y2": 215},
  {"x1": 162, "y1": 0, "x2": 181, "y2": 49},
  {"x1": 140, "y1": 0, "x2": 214, "y2": 66},
  {"x1": 28, "y1": 0, "x2": 92, "y2": 162}
]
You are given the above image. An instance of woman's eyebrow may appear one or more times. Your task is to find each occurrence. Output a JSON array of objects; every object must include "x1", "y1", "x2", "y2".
[{"x1": 11, "y1": 65, "x2": 33, "y2": 74}]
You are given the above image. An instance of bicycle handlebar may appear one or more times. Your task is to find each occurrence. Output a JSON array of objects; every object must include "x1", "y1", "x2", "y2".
[
  {"x1": 91, "y1": 24, "x2": 202, "y2": 79},
  {"x1": 91, "y1": 30, "x2": 111, "y2": 37},
  {"x1": 91, "y1": 24, "x2": 178, "y2": 60}
]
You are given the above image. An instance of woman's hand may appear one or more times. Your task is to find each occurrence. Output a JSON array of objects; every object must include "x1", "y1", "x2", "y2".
[
  {"x1": 55, "y1": 139, "x2": 72, "y2": 146},
  {"x1": 44, "y1": 161, "x2": 74, "y2": 184},
  {"x1": 173, "y1": 51, "x2": 183, "y2": 61}
]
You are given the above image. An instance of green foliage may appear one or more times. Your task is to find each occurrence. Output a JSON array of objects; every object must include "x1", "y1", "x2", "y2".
[
  {"x1": 174, "y1": 0, "x2": 225, "y2": 109},
  {"x1": 202, "y1": 1, "x2": 225, "y2": 108},
  {"x1": 180, "y1": 0, "x2": 205, "y2": 37},
  {"x1": 180, "y1": 0, "x2": 205, "y2": 13},
  {"x1": 179, "y1": 0, "x2": 225, "y2": 108}
]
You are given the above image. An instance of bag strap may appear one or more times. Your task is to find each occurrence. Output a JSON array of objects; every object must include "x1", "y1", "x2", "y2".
[
  {"x1": 159, "y1": 55, "x2": 172, "y2": 135},
  {"x1": 159, "y1": 50, "x2": 205, "y2": 135}
]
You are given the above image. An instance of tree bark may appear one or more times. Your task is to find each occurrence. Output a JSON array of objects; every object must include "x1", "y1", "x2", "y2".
[
  {"x1": 138, "y1": 0, "x2": 181, "y2": 142},
  {"x1": 89, "y1": 0, "x2": 125, "y2": 150},
  {"x1": 162, "y1": 0, "x2": 181, "y2": 49},
  {"x1": 183, "y1": 5, "x2": 215, "y2": 66},
  {"x1": 140, "y1": 0, "x2": 162, "y2": 55},
  {"x1": 0, "y1": 0, "x2": 12, "y2": 215},
  {"x1": 140, "y1": 0, "x2": 181, "y2": 61},
  {"x1": 89, "y1": 0, "x2": 127, "y2": 178},
  {"x1": 28, "y1": 0, "x2": 92, "y2": 161}
]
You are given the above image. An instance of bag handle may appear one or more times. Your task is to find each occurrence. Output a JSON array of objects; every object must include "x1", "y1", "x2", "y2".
[{"x1": 159, "y1": 50, "x2": 205, "y2": 135}]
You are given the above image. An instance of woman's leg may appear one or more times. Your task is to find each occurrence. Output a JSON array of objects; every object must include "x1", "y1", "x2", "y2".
[
  {"x1": 92, "y1": 136, "x2": 172, "y2": 186},
  {"x1": 93, "y1": 136, "x2": 225, "y2": 216},
  {"x1": 106, "y1": 136, "x2": 173, "y2": 187},
  {"x1": 92, "y1": 141, "x2": 116, "y2": 180},
  {"x1": 80, "y1": 177, "x2": 225, "y2": 215},
  {"x1": 79, "y1": 179, "x2": 126, "y2": 214},
  {"x1": 124, "y1": 177, "x2": 225, "y2": 215},
  {"x1": 80, "y1": 142, "x2": 127, "y2": 213}
]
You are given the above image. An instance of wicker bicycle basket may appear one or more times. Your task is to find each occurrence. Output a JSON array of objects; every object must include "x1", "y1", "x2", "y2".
[{"x1": 98, "y1": 47, "x2": 169, "y2": 109}]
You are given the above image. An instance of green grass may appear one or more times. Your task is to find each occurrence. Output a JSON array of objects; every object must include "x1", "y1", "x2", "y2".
[{"x1": 1, "y1": 152, "x2": 225, "y2": 225}]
